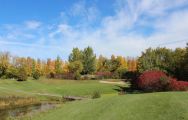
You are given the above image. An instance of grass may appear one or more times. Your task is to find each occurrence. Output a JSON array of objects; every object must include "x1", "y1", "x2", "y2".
[
  {"x1": 2, "y1": 78, "x2": 188, "y2": 120},
  {"x1": 0, "y1": 78, "x2": 122, "y2": 98},
  {"x1": 28, "y1": 92, "x2": 188, "y2": 120}
]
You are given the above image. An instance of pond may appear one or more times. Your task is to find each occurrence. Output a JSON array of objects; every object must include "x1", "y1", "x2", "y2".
[{"x1": 0, "y1": 103, "x2": 57, "y2": 120}]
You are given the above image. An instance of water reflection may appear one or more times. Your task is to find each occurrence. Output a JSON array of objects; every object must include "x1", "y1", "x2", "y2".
[{"x1": 0, "y1": 103, "x2": 57, "y2": 120}]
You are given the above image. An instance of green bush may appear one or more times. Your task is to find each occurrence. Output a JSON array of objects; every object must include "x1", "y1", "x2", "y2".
[
  {"x1": 5, "y1": 66, "x2": 18, "y2": 79},
  {"x1": 32, "y1": 69, "x2": 41, "y2": 80},
  {"x1": 74, "y1": 72, "x2": 81, "y2": 80},
  {"x1": 17, "y1": 67, "x2": 28, "y2": 81},
  {"x1": 113, "y1": 67, "x2": 127, "y2": 79},
  {"x1": 91, "y1": 91, "x2": 101, "y2": 99}
]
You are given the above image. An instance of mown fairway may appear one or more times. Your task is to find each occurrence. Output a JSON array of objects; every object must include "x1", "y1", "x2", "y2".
[
  {"x1": 0, "y1": 78, "x2": 121, "y2": 98},
  {"x1": 29, "y1": 92, "x2": 188, "y2": 120}
]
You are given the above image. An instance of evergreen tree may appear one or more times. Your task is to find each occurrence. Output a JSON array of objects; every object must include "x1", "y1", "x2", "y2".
[
  {"x1": 82, "y1": 46, "x2": 96, "y2": 74},
  {"x1": 68, "y1": 48, "x2": 82, "y2": 62},
  {"x1": 55, "y1": 56, "x2": 62, "y2": 74}
]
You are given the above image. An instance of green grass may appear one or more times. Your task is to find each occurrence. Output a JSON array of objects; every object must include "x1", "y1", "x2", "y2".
[
  {"x1": 2, "y1": 79, "x2": 187, "y2": 120},
  {"x1": 29, "y1": 92, "x2": 188, "y2": 120},
  {"x1": 0, "y1": 78, "x2": 121, "y2": 97}
]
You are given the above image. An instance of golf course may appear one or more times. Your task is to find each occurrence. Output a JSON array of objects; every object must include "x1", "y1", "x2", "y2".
[
  {"x1": 0, "y1": 78, "x2": 188, "y2": 120},
  {"x1": 1, "y1": 0, "x2": 188, "y2": 119}
]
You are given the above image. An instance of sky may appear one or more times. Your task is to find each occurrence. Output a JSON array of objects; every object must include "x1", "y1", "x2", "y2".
[{"x1": 0, "y1": 0, "x2": 188, "y2": 60}]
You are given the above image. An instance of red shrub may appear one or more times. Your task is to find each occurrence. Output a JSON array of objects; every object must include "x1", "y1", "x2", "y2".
[
  {"x1": 137, "y1": 70, "x2": 188, "y2": 92},
  {"x1": 169, "y1": 78, "x2": 188, "y2": 91},
  {"x1": 137, "y1": 70, "x2": 170, "y2": 91}
]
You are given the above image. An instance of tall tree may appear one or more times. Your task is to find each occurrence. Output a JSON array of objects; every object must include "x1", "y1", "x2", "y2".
[
  {"x1": 182, "y1": 43, "x2": 188, "y2": 80},
  {"x1": 97, "y1": 55, "x2": 110, "y2": 72},
  {"x1": 109, "y1": 55, "x2": 121, "y2": 72},
  {"x1": 172, "y1": 48, "x2": 186, "y2": 79},
  {"x1": 137, "y1": 47, "x2": 173, "y2": 73},
  {"x1": 62, "y1": 61, "x2": 69, "y2": 73},
  {"x1": 45, "y1": 58, "x2": 53, "y2": 75},
  {"x1": 55, "y1": 56, "x2": 62, "y2": 74},
  {"x1": 68, "y1": 48, "x2": 82, "y2": 62},
  {"x1": 26, "y1": 57, "x2": 33, "y2": 76},
  {"x1": 0, "y1": 52, "x2": 10, "y2": 77},
  {"x1": 82, "y1": 46, "x2": 96, "y2": 74}
]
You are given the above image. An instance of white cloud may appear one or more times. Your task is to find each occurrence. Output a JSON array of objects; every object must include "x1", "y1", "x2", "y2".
[
  {"x1": 51, "y1": 0, "x2": 188, "y2": 58},
  {"x1": 69, "y1": 1, "x2": 99, "y2": 23},
  {"x1": 25, "y1": 20, "x2": 41, "y2": 29},
  {"x1": 0, "y1": 0, "x2": 188, "y2": 59}
]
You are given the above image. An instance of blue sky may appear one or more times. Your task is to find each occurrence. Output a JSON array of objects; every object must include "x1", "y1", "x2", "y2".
[{"x1": 0, "y1": 0, "x2": 188, "y2": 59}]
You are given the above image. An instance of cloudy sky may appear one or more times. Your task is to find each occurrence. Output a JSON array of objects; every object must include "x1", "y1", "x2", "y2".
[{"x1": 0, "y1": 0, "x2": 188, "y2": 59}]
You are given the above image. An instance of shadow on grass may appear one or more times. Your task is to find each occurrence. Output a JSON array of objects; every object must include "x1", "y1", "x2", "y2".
[{"x1": 113, "y1": 85, "x2": 142, "y2": 94}]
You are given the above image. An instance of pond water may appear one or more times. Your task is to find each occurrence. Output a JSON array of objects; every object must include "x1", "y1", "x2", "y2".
[{"x1": 0, "y1": 103, "x2": 57, "y2": 120}]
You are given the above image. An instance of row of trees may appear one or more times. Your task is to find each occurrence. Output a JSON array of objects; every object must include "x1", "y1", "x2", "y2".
[
  {"x1": 68, "y1": 47, "x2": 137, "y2": 79},
  {"x1": 0, "y1": 46, "x2": 137, "y2": 80},
  {"x1": 137, "y1": 44, "x2": 188, "y2": 81}
]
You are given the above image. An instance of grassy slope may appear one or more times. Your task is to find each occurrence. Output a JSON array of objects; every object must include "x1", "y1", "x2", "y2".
[
  {"x1": 31, "y1": 92, "x2": 188, "y2": 120},
  {"x1": 0, "y1": 79, "x2": 120, "y2": 97}
]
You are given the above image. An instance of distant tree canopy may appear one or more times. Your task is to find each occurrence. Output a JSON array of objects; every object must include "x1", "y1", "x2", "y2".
[
  {"x1": 0, "y1": 46, "x2": 138, "y2": 80},
  {"x1": 2, "y1": 44, "x2": 188, "y2": 81},
  {"x1": 137, "y1": 47, "x2": 187, "y2": 80},
  {"x1": 68, "y1": 46, "x2": 96, "y2": 75}
]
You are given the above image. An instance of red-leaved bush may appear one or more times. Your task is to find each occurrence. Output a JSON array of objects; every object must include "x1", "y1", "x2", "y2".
[
  {"x1": 137, "y1": 70, "x2": 188, "y2": 92},
  {"x1": 169, "y1": 78, "x2": 188, "y2": 91}
]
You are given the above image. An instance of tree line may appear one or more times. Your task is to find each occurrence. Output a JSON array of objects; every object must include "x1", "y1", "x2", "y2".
[
  {"x1": 137, "y1": 43, "x2": 188, "y2": 81},
  {"x1": 0, "y1": 44, "x2": 187, "y2": 81},
  {"x1": 0, "y1": 46, "x2": 137, "y2": 80}
]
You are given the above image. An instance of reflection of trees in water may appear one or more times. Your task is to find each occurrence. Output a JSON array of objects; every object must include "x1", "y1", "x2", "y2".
[
  {"x1": 0, "y1": 105, "x2": 34, "y2": 120},
  {"x1": 11, "y1": 106, "x2": 31, "y2": 116}
]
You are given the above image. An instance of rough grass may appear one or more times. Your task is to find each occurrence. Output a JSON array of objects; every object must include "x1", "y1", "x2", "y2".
[
  {"x1": 0, "y1": 96, "x2": 39, "y2": 110},
  {"x1": 29, "y1": 92, "x2": 188, "y2": 120}
]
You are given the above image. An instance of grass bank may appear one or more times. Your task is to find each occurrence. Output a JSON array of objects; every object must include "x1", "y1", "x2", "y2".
[{"x1": 29, "y1": 92, "x2": 188, "y2": 120}]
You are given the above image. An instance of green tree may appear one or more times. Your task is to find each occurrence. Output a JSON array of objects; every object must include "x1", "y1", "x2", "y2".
[
  {"x1": 109, "y1": 55, "x2": 121, "y2": 72},
  {"x1": 82, "y1": 46, "x2": 96, "y2": 74},
  {"x1": 181, "y1": 43, "x2": 188, "y2": 80},
  {"x1": 0, "y1": 52, "x2": 10, "y2": 77},
  {"x1": 137, "y1": 47, "x2": 187, "y2": 79},
  {"x1": 6, "y1": 65, "x2": 18, "y2": 79},
  {"x1": 32, "y1": 68, "x2": 41, "y2": 80},
  {"x1": 68, "y1": 61, "x2": 83, "y2": 80},
  {"x1": 137, "y1": 48, "x2": 173, "y2": 73},
  {"x1": 55, "y1": 56, "x2": 62, "y2": 74},
  {"x1": 69, "y1": 48, "x2": 82, "y2": 62},
  {"x1": 17, "y1": 66, "x2": 28, "y2": 81},
  {"x1": 13, "y1": 57, "x2": 28, "y2": 81},
  {"x1": 68, "y1": 61, "x2": 83, "y2": 73},
  {"x1": 97, "y1": 55, "x2": 110, "y2": 72},
  {"x1": 172, "y1": 48, "x2": 186, "y2": 79},
  {"x1": 31, "y1": 59, "x2": 36, "y2": 76}
]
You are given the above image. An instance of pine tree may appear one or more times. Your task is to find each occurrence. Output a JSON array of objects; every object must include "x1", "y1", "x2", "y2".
[
  {"x1": 55, "y1": 56, "x2": 62, "y2": 74},
  {"x1": 82, "y1": 46, "x2": 96, "y2": 74}
]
